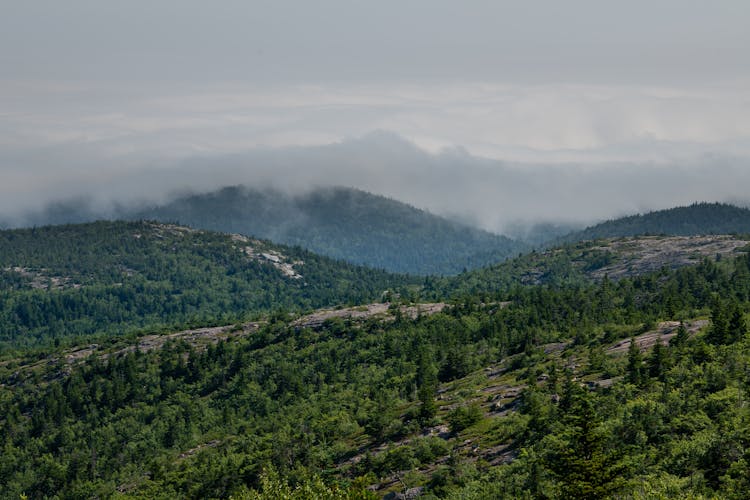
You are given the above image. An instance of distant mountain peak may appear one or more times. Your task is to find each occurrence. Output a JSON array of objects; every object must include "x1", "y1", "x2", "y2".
[{"x1": 132, "y1": 185, "x2": 528, "y2": 275}]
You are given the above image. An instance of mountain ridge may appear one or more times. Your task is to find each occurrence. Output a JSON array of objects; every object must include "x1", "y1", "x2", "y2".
[
  {"x1": 130, "y1": 185, "x2": 528, "y2": 275},
  {"x1": 558, "y1": 202, "x2": 750, "y2": 244}
]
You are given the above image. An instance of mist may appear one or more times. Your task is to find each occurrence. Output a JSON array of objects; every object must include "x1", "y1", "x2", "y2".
[
  {"x1": 2, "y1": 2, "x2": 749, "y2": 233},
  {"x1": 3, "y1": 131, "x2": 749, "y2": 235}
]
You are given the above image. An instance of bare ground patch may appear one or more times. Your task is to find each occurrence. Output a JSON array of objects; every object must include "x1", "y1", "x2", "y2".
[
  {"x1": 607, "y1": 319, "x2": 708, "y2": 354},
  {"x1": 589, "y1": 235, "x2": 749, "y2": 280},
  {"x1": 292, "y1": 302, "x2": 447, "y2": 330}
]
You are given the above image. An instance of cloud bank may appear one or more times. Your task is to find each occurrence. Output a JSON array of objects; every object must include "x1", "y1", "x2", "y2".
[
  {"x1": 1, "y1": 0, "x2": 749, "y2": 233},
  {"x1": 2, "y1": 127, "x2": 749, "y2": 233},
  {"x1": 0, "y1": 77, "x2": 750, "y2": 231}
]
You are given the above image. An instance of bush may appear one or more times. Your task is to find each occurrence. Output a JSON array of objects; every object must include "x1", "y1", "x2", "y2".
[
  {"x1": 447, "y1": 404, "x2": 483, "y2": 433},
  {"x1": 412, "y1": 436, "x2": 450, "y2": 463}
]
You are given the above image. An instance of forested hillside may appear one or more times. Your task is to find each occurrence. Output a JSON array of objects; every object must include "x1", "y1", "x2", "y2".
[
  {"x1": 131, "y1": 186, "x2": 527, "y2": 275},
  {"x1": 440, "y1": 233, "x2": 750, "y2": 299},
  {"x1": 1, "y1": 237, "x2": 750, "y2": 497},
  {"x1": 0, "y1": 221, "x2": 415, "y2": 349},
  {"x1": 560, "y1": 202, "x2": 750, "y2": 243}
]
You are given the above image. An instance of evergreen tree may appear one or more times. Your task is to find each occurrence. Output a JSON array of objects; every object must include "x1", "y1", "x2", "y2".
[
  {"x1": 708, "y1": 298, "x2": 730, "y2": 344},
  {"x1": 648, "y1": 336, "x2": 668, "y2": 381},
  {"x1": 416, "y1": 346, "x2": 438, "y2": 421},
  {"x1": 627, "y1": 338, "x2": 644, "y2": 386},
  {"x1": 670, "y1": 321, "x2": 689, "y2": 348},
  {"x1": 728, "y1": 303, "x2": 747, "y2": 343},
  {"x1": 546, "y1": 388, "x2": 626, "y2": 499}
]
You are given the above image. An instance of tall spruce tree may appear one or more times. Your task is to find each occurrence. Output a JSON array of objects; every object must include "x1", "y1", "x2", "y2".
[{"x1": 627, "y1": 338, "x2": 644, "y2": 386}]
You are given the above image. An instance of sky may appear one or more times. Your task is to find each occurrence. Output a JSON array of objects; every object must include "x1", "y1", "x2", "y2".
[{"x1": 1, "y1": 1, "x2": 750, "y2": 231}]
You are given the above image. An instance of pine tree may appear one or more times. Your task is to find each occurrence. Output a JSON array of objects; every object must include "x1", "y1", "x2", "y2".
[
  {"x1": 728, "y1": 304, "x2": 747, "y2": 343},
  {"x1": 670, "y1": 321, "x2": 689, "y2": 348},
  {"x1": 648, "y1": 336, "x2": 668, "y2": 381},
  {"x1": 416, "y1": 346, "x2": 438, "y2": 421},
  {"x1": 627, "y1": 338, "x2": 644, "y2": 385},
  {"x1": 708, "y1": 298, "x2": 730, "y2": 345},
  {"x1": 546, "y1": 388, "x2": 627, "y2": 499}
]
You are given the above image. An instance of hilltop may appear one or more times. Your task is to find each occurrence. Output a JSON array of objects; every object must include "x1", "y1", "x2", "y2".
[
  {"x1": 560, "y1": 202, "x2": 750, "y2": 243},
  {"x1": 130, "y1": 186, "x2": 527, "y2": 275},
  {"x1": 443, "y1": 234, "x2": 750, "y2": 298},
  {"x1": 0, "y1": 220, "x2": 415, "y2": 348}
]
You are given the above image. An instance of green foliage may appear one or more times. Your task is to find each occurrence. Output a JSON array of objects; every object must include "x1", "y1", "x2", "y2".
[
  {"x1": 232, "y1": 469, "x2": 376, "y2": 500},
  {"x1": 627, "y1": 337, "x2": 645, "y2": 385},
  {"x1": 446, "y1": 404, "x2": 483, "y2": 433},
  {"x1": 0, "y1": 221, "x2": 415, "y2": 348},
  {"x1": 133, "y1": 185, "x2": 528, "y2": 275},
  {"x1": 543, "y1": 387, "x2": 628, "y2": 498},
  {"x1": 416, "y1": 346, "x2": 439, "y2": 421},
  {"x1": 670, "y1": 321, "x2": 689, "y2": 348},
  {"x1": 562, "y1": 202, "x2": 750, "y2": 242},
  {"x1": 3, "y1": 228, "x2": 750, "y2": 497}
]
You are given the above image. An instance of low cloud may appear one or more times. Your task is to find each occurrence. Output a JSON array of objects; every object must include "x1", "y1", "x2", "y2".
[
  {"x1": 3, "y1": 131, "x2": 749, "y2": 234},
  {"x1": 1, "y1": 81, "x2": 750, "y2": 232}
]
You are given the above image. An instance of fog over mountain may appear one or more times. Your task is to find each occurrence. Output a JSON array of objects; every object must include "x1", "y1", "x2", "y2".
[
  {"x1": 2, "y1": 2, "x2": 749, "y2": 232},
  {"x1": 3, "y1": 132, "x2": 750, "y2": 233}
]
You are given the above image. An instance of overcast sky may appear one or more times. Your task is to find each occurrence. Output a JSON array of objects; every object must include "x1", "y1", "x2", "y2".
[{"x1": 2, "y1": 1, "x2": 749, "y2": 231}]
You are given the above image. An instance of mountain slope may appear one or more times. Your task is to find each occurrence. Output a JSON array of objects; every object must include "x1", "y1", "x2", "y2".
[
  {"x1": 561, "y1": 202, "x2": 750, "y2": 243},
  {"x1": 0, "y1": 220, "x2": 415, "y2": 348},
  {"x1": 440, "y1": 234, "x2": 750, "y2": 298},
  {"x1": 131, "y1": 185, "x2": 527, "y2": 275},
  {"x1": 2, "y1": 247, "x2": 750, "y2": 498}
]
